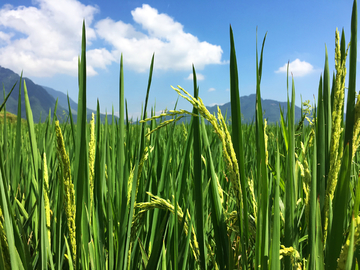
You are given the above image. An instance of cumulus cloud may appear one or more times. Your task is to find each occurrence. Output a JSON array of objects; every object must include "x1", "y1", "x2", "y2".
[
  {"x1": 275, "y1": 59, "x2": 315, "y2": 77},
  {"x1": 0, "y1": 1, "x2": 224, "y2": 77},
  {"x1": 0, "y1": 0, "x2": 109, "y2": 76},
  {"x1": 185, "y1": 73, "x2": 204, "y2": 81},
  {"x1": 208, "y1": 87, "x2": 216, "y2": 92},
  {"x1": 95, "y1": 4, "x2": 224, "y2": 72},
  {"x1": 209, "y1": 102, "x2": 225, "y2": 107}
]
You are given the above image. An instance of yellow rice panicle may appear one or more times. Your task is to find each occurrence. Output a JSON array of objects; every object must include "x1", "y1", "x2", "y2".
[
  {"x1": 43, "y1": 153, "x2": 51, "y2": 249},
  {"x1": 127, "y1": 164, "x2": 135, "y2": 205},
  {"x1": 279, "y1": 245, "x2": 301, "y2": 269},
  {"x1": 324, "y1": 28, "x2": 349, "y2": 244},
  {"x1": 55, "y1": 120, "x2": 76, "y2": 264},
  {"x1": 249, "y1": 178, "x2": 257, "y2": 225},
  {"x1": 170, "y1": 85, "x2": 245, "y2": 232},
  {"x1": 352, "y1": 92, "x2": 360, "y2": 159},
  {"x1": 88, "y1": 113, "x2": 96, "y2": 216},
  {"x1": 337, "y1": 216, "x2": 360, "y2": 270},
  {"x1": 134, "y1": 192, "x2": 200, "y2": 262}
]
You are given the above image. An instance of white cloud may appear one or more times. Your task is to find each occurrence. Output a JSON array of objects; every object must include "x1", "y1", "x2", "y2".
[
  {"x1": 275, "y1": 59, "x2": 315, "y2": 77},
  {"x1": 185, "y1": 73, "x2": 204, "y2": 81},
  {"x1": 95, "y1": 4, "x2": 224, "y2": 72},
  {"x1": 0, "y1": 0, "x2": 105, "y2": 77},
  {"x1": 209, "y1": 102, "x2": 225, "y2": 107},
  {"x1": 0, "y1": 2, "x2": 224, "y2": 77},
  {"x1": 208, "y1": 87, "x2": 216, "y2": 92},
  {"x1": 0, "y1": 31, "x2": 13, "y2": 45}
]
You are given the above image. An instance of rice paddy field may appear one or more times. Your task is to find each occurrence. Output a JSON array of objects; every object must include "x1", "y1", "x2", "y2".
[{"x1": 2, "y1": 1, "x2": 360, "y2": 269}]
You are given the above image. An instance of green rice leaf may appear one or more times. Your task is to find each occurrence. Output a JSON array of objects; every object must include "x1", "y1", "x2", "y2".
[
  {"x1": 229, "y1": 25, "x2": 249, "y2": 267},
  {"x1": 191, "y1": 66, "x2": 207, "y2": 270}
]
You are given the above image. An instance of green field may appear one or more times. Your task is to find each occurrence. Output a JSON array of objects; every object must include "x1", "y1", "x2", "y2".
[{"x1": 1, "y1": 1, "x2": 360, "y2": 269}]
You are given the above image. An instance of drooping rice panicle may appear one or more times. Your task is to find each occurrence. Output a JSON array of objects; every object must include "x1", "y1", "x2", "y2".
[
  {"x1": 279, "y1": 245, "x2": 301, "y2": 269},
  {"x1": 134, "y1": 192, "x2": 200, "y2": 262}
]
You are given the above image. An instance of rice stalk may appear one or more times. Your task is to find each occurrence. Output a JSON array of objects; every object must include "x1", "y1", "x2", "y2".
[
  {"x1": 0, "y1": 207, "x2": 10, "y2": 269},
  {"x1": 264, "y1": 119, "x2": 268, "y2": 165}
]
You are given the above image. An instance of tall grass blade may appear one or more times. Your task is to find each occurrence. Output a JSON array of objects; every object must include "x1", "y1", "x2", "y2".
[
  {"x1": 116, "y1": 54, "x2": 127, "y2": 269},
  {"x1": 323, "y1": 45, "x2": 331, "y2": 192},
  {"x1": 344, "y1": 0, "x2": 357, "y2": 155},
  {"x1": 316, "y1": 75, "x2": 326, "y2": 220},
  {"x1": 229, "y1": 26, "x2": 249, "y2": 266},
  {"x1": 14, "y1": 73, "x2": 23, "y2": 190},
  {"x1": 191, "y1": 66, "x2": 207, "y2": 270},
  {"x1": 123, "y1": 54, "x2": 155, "y2": 269},
  {"x1": 255, "y1": 30, "x2": 269, "y2": 269},
  {"x1": 270, "y1": 135, "x2": 281, "y2": 270},
  {"x1": 67, "y1": 93, "x2": 75, "y2": 147},
  {"x1": 0, "y1": 81, "x2": 16, "y2": 112},
  {"x1": 325, "y1": 144, "x2": 350, "y2": 269},
  {"x1": 201, "y1": 117, "x2": 230, "y2": 269},
  {"x1": 309, "y1": 128, "x2": 317, "y2": 269},
  {"x1": 74, "y1": 20, "x2": 90, "y2": 269},
  {"x1": 315, "y1": 197, "x2": 324, "y2": 270},
  {"x1": 0, "y1": 155, "x2": 19, "y2": 270}
]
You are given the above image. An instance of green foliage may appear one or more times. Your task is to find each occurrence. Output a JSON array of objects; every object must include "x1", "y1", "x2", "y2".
[{"x1": 1, "y1": 1, "x2": 360, "y2": 269}]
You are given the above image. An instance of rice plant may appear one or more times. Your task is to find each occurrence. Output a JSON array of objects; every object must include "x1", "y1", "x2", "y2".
[{"x1": 1, "y1": 0, "x2": 360, "y2": 269}]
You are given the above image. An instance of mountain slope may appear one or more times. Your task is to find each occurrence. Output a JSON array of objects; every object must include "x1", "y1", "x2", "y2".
[
  {"x1": 42, "y1": 86, "x2": 117, "y2": 123},
  {"x1": 206, "y1": 94, "x2": 303, "y2": 124},
  {"x1": 0, "y1": 66, "x2": 116, "y2": 123},
  {"x1": 1, "y1": 66, "x2": 303, "y2": 125},
  {"x1": 0, "y1": 66, "x2": 67, "y2": 122}
]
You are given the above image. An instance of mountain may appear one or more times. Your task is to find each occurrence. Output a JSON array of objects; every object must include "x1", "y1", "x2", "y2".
[
  {"x1": 42, "y1": 86, "x2": 78, "y2": 116},
  {"x1": 0, "y1": 66, "x2": 116, "y2": 123},
  {"x1": 42, "y1": 86, "x2": 117, "y2": 123},
  {"x1": 1, "y1": 66, "x2": 303, "y2": 125},
  {"x1": 206, "y1": 94, "x2": 303, "y2": 124},
  {"x1": 0, "y1": 66, "x2": 68, "y2": 123}
]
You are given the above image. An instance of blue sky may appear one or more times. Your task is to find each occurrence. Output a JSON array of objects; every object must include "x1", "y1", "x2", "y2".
[{"x1": 0, "y1": 0, "x2": 357, "y2": 119}]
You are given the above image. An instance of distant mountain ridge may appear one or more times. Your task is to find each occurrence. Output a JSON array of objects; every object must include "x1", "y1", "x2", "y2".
[
  {"x1": 206, "y1": 94, "x2": 303, "y2": 124},
  {"x1": 0, "y1": 66, "x2": 68, "y2": 122},
  {"x1": 1, "y1": 65, "x2": 303, "y2": 124},
  {"x1": 0, "y1": 66, "x2": 115, "y2": 123}
]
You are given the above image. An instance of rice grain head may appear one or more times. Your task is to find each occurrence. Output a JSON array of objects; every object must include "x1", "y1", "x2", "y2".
[
  {"x1": 55, "y1": 120, "x2": 76, "y2": 264},
  {"x1": 43, "y1": 153, "x2": 51, "y2": 249},
  {"x1": 88, "y1": 113, "x2": 95, "y2": 217},
  {"x1": 324, "y1": 28, "x2": 349, "y2": 244}
]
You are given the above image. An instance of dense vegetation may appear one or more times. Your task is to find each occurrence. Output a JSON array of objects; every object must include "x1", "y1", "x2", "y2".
[{"x1": 1, "y1": 1, "x2": 360, "y2": 269}]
